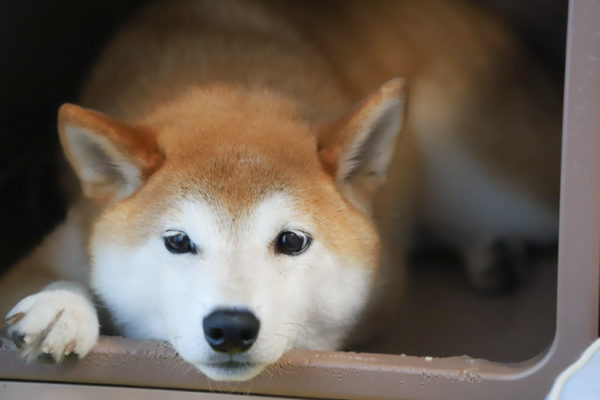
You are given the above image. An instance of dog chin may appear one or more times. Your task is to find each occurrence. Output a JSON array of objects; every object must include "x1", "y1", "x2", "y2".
[{"x1": 196, "y1": 360, "x2": 268, "y2": 382}]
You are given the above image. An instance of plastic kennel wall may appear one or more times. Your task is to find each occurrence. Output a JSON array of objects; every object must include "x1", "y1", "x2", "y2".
[{"x1": 1, "y1": 0, "x2": 599, "y2": 399}]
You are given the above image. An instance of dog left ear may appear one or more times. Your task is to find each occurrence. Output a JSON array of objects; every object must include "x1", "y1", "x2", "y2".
[
  {"x1": 58, "y1": 104, "x2": 163, "y2": 204},
  {"x1": 317, "y1": 78, "x2": 407, "y2": 213}
]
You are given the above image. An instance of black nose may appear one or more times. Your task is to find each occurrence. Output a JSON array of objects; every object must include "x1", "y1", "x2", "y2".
[{"x1": 202, "y1": 309, "x2": 260, "y2": 353}]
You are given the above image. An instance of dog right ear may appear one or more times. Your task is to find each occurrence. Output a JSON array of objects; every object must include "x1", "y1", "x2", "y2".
[
  {"x1": 317, "y1": 78, "x2": 407, "y2": 213},
  {"x1": 58, "y1": 104, "x2": 163, "y2": 203}
]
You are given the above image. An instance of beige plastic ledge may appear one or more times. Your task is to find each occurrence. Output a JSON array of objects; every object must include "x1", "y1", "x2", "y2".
[{"x1": 1, "y1": 0, "x2": 599, "y2": 399}]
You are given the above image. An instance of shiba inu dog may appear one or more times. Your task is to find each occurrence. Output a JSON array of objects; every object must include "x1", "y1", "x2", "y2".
[{"x1": 0, "y1": 0, "x2": 560, "y2": 381}]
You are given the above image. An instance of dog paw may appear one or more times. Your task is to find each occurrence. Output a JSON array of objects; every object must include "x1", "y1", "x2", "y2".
[
  {"x1": 4, "y1": 289, "x2": 99, "y2": 362},
  {"x1": 463, "y1": 239, "x2": 530, "y2": 294}
]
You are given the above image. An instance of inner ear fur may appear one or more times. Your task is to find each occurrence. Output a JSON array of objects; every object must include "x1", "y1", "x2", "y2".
[
  {"x1": 58, "y1": 103, "x2": 163, "y2": 203},
  {"x1": 318, "y1": 78, "x2": 407, "y2": 212}
]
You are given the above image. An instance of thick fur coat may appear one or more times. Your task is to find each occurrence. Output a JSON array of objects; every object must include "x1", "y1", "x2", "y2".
[{"x1": 1, "y1": 0, "x2": 559, "y2": 381}]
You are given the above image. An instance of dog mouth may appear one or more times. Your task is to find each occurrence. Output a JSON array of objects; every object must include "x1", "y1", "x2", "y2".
[
  {"x1": 199, "y1": 358, "x2": 266, "y2": 381},
  {"x1": 208, "y1": 360, "x2": 258, "y2": 369}
]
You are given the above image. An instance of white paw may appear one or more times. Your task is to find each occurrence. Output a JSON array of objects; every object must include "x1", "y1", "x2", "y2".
[{"x1": 4, "y1": 289, "x2": 99, "y2": 362}]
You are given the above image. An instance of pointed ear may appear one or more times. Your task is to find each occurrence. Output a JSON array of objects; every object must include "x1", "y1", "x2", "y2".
[
  {"x1": 317, "y1": 78, "x2": 407, "y2": 212},
  {"x1": 58, "y1": 104, "x2": 163, "y2": 203}
]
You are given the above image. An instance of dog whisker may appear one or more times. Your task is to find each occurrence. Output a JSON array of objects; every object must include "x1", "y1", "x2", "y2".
[{"x1": 282, "y1": 322, "x2": 310, "y2": 348}]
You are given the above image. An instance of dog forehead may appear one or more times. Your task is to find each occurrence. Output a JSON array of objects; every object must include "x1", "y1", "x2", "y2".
[
  {"x1": 167, "y1": 154, "x2": 295, "y2": 213},
  {"x1": 144, "y1": 85, "x2": 328, "y2": 213},
  {"x1": 171, "y1": 190, "x2": 303, "y2": 237},
  {"x1": 152, "y1": 127, "x2": 328, "y2": 217}
]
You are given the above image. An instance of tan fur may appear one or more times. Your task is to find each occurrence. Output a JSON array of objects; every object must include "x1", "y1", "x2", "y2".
[{"x1": 0, "y1": 198, "x2": 99, "y2": 312}]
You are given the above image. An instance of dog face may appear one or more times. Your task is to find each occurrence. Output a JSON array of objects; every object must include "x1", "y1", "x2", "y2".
[{"x1": 59, "y1": 80, "x2": 405, "y2": 381}]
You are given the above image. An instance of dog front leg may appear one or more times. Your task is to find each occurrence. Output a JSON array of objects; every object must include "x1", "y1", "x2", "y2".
[
  {"x1": 3, "y1": 280, "x2": 99, "y2": 362},
  {"x1": 1, "y1": 197, "x2": 100, "y2": 362}
]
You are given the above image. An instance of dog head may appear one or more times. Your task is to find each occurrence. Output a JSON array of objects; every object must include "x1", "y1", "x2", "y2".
[{"x1": 58, "y1": 78, "x2": 406, "y2": 381}]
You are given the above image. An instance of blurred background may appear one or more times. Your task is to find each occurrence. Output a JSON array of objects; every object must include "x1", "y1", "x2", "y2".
[{"x1": 0, "y1": 0, "x2": 567, "y2": 362}]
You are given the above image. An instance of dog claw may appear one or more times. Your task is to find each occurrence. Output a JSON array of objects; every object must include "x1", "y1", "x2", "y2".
[
  {"x1": 5, "y1": 312, "x2": 25, "y2": 325},
  {"x1": 11, "y1": 331, "x2": 26, "y2": 348},
  {"x1": 64, "y1": 340, "x2": 77, "y2": 355},
  {"x1": 65, "y1": 352, "x2": 80, "y2": 360},
  {"x1": 39, "y1": 352, "x2": 56, "y2": 363}
]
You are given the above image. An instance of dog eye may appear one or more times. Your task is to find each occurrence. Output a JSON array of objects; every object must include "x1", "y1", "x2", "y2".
[
  {"x1": 275, "y1": 230, "x2": 312, "y2": 256},
  {"x1": 163, "y1": 231, "x2": 196, "y2": 254}
]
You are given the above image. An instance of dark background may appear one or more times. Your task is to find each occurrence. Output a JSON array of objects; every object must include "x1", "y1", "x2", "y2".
[{"x1": 0, "y1": 0, "x2": 146, "y2": 270}]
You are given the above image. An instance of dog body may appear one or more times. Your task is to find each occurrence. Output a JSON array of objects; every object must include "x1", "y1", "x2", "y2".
[{"x1": 1, "y1": 0, "x2": 559, "y2": 381}]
